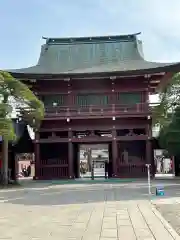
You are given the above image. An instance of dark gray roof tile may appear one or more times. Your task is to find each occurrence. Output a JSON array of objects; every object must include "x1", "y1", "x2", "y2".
[{"x1": 6, "y1": 33, "x2": 180, "y2": 76}]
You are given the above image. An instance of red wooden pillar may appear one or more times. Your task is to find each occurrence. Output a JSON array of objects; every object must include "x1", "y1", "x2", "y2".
[
  {"x1": 146, "y1": 122, "x2": 152, "y2": 165},
  {"x1": 67, "y1": 80, "x2": 73, "y2": 104},
  {"x1": 34, "y1": 132, "x2": 40, "y2": 180},
  {"x1": 146, "y1": 140, "x2": 151, "y2": 164},
  {"x1": 111, "y1": 77, "x2": 116, "y2": 106},
  {"x1": 112, "y1": 128, "x2": 118, "y2": 177},
  {"x1": 68, "y1": 129, "x2": 74, "y2": 179}
]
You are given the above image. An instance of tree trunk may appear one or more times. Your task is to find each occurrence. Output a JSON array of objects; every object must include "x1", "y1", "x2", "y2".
[{"x1": 2, "y1": 138, "x2": 9, "y2": 185}]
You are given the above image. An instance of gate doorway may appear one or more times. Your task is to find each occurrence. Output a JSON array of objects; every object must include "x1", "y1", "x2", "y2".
[{"x1": 79, "y1": 144, "x2": 109, "y2": 179}]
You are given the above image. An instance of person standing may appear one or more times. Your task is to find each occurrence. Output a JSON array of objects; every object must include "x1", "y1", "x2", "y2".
[{"x1": 27, "y1": 165, "x2": 31, "y2": 177}]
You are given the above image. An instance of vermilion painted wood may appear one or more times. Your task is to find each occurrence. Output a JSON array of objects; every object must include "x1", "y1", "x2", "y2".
[{"x1": 33, "y1": 75, "x2": 155, "y2": 180}]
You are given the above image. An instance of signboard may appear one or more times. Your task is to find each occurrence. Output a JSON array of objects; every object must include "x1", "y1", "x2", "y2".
[{"x1": 154, "y1": 149, "x2": 175, "y2": 178}]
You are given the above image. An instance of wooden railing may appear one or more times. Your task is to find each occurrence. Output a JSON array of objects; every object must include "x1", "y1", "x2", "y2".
[
  {"x1": 38, "y1": 158, "x2": 69, "y2": 180},
  {"x1": 45, "y1": 103, "x2": 151, "y2": 118},
  {"x1": 39, "y1": 166, "x2": 69, "y2": 180},
  {"x1": 116, "y1": 162, "x2": 147, "y2": 178},
  {"x1": 41, "y1": 158, "x2": 68, "y2": 166}
]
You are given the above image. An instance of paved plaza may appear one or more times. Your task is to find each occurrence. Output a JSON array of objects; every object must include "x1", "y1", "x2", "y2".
[
  {"x1": 154, "y1": 197, "x2": 180, "y2": 237},
  {"x1": 0, "y1": 181, "x2": 180, "y2": 239}
]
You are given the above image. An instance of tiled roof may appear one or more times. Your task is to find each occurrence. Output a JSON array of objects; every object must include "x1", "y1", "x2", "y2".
[{"x1": 6, "y1": 33, "x2": 180, "y2": 76}]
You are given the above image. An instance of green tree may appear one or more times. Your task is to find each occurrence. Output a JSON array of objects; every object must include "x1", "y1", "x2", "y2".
[
  {"x1": 0, "y1": 71, "x2": 44, "y2": 185},
  {"x1": 153, "y1": 73, "x2": 180, "y2": 156},
  {"x1": 159, "y1": 107, "x2": 180, "y2": 156},
  {"x1": 153, "y1": 73, "x2": 180, "y2": 128}
]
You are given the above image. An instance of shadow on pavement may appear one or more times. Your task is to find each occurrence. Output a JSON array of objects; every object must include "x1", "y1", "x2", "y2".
[{"x1": 0, "y1": 180, "x2": 180, "y2": 206}]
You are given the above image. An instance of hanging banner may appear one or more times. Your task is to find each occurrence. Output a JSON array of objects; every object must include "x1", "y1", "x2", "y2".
[{"x1": 154, "y1": 149, "x2": 175, "y2": 178}]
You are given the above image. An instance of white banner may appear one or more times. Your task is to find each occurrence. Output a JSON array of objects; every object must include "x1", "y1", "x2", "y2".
[{"x1": 154, "y1": 149, "x2": 175, "y2": 177}]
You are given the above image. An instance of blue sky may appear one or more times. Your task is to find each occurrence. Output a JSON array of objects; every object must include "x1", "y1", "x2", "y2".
[{"x1": 1, "y1": 0, "x2": 180, "y2": 70}]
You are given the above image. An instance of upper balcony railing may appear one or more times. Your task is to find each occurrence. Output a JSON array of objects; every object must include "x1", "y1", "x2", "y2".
[{"x1": 45, "y1": 103, "x2": 151, "y2": 118}]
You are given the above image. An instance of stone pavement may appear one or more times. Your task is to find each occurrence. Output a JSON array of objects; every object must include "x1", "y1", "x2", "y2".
[
  {"x1": 153, "y1": 197, "x2": 180, "y2": 237},
  {"x1": 0, "y1": 182, "x2": 179, "y2": 239}
]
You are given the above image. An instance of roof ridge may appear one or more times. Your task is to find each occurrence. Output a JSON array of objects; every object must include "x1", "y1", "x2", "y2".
[{"x1": 43, "y1": 32, "x2": 141, "y2": 44}]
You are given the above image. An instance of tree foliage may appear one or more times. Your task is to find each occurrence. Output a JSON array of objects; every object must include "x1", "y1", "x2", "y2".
[
  {"x1": 0, "y1": 71, "x2": 44, "y2": 185},
  {"x1": 154, "y1": 73, "x2": 180, "y2": 156},
  {"x1": 0, "y1": 71, "x2": 44, "y2": 139},
  {"x1": 153, "y1": 73, "x2": 180, "y2": 128},
  {"x1": 158, "y1": 108, "x2": 180, "y2": 155}
]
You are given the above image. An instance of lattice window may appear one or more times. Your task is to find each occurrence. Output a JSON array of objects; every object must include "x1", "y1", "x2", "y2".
[
  {"x1": 43, "y1": 95, "x2": 65, "y2": 106},
  {"x1": 117, "y1": 92, "x2": 141, "y2": 104},
  {"x1": 76, "y1": 94, "x2": 109, "y2": 106}
]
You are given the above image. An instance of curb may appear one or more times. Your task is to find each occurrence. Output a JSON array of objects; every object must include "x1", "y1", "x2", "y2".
[{"x1": 151, "y1": 203, "x2": 180, "y2": 240}]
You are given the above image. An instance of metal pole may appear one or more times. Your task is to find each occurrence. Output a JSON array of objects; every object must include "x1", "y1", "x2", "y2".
[{"x1": 146, "y1": 164, "x2": 151, "y2": 195}]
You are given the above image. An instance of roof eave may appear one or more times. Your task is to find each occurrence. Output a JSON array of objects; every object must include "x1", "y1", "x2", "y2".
[{"x1": 7, "y1": 62, "x2": 180, "y2": 79}]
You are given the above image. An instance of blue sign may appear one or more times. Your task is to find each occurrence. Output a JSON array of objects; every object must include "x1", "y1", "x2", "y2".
[{"x1": 156, "y1": 186, "x2": 164, "y2": 196}]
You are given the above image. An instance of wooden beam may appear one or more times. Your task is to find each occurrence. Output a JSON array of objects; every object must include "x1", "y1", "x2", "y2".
[
  {"x1": 39, "y1": 124, "x2": 147, "y2": 132},
  {"x1": 156, "y1": 72, "x2": 173, "y2": 92},
  {"x1": 37, "y1": 135, "x2": 148, "y2": 143},
  {"x1": 44, "y1": 113, "x2": 151, "y2": 121},
  {"x1": 37, "y1": 88, "x2": 149, "y2": 95}
]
